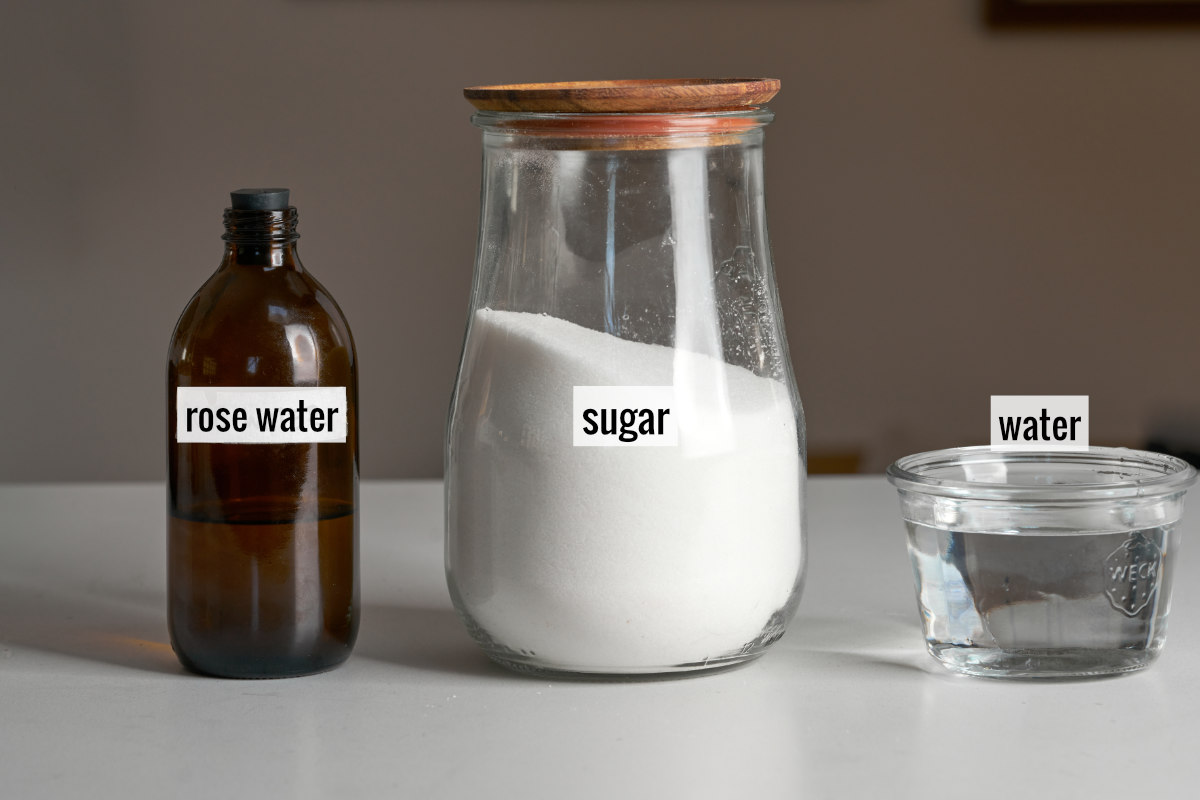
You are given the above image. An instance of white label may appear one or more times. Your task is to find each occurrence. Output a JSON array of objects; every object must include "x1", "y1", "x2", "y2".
[
  {"x1": 991, "y1": 395, "x2": 1089, "y2": 451},
  {"x1": 176, "y1": 387, "x2": 347, "y2": 444},
  {"x1": 573, "y1": 386, "x2": 677, "y2": 447}
]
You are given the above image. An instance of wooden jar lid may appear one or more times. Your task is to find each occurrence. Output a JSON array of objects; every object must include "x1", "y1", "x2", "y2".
[{"x1": 464, "y1": 78, "x2": 781, "y2": 113}]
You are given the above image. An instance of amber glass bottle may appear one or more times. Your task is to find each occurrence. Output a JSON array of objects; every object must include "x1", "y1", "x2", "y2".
[{"x1": 167, "y1": 188, "x2": 359, "y2": 678}]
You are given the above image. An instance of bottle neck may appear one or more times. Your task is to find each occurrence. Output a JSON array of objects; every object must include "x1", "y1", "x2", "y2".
[
  {"x1": 223, "y1": 241, "x2": 300, "y2": 268},
  {"x1": 221, "y1": 207, "x2": 301, "y2": 269}
]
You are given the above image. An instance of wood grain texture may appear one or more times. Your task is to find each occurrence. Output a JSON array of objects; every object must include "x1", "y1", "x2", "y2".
[{"x1": 464, "y1": 78, "x2": 781, "y2": 113}]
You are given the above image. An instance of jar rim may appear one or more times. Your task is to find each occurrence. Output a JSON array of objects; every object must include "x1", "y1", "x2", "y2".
[
  {"x1": 886, "y1": 445, "x2": 1197, "y2": 503},
  {"x1": 470, "y1": 108, "x2": 774, "y2": 145}
]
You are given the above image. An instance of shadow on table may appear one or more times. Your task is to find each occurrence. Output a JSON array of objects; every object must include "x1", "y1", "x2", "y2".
[
  {"x1": 354, "y1": 605, "x2": 763, "y2": 683},
  {"x1": 0, "y1": 584, "x2": 504, "y2": 680},
  {"x1": 354, "y1": 603, "x2": 512, "y2": 679},
  {"x1": 356, "y1": 606, "x2": 927, "y2": 683},
  {"x1": 0, "y1": 581, "x2": 183, "y2": 675},
  {"x1": 784, "y1": 614, "x2": 934, "y2": 676}
]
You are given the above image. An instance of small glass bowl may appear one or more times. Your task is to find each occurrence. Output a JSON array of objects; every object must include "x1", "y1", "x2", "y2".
[{"x1": 886, "y1": 446, "x2": 1196, "y2": 679}]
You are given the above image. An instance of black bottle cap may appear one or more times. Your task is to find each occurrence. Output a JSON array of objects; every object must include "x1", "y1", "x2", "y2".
[{"x1": 230, "y1": 188, "x2": 291, "y2": 210}]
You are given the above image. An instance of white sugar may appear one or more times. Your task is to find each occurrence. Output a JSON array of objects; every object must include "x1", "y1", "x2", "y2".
[{"x1": 448, "y1": 309, "x2": 803, "y2": 670}]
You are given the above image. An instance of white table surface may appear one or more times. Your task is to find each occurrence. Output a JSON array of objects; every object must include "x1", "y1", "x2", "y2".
[{"x1": 2, "y1": 477, "x2": 1198, "y2": 799}]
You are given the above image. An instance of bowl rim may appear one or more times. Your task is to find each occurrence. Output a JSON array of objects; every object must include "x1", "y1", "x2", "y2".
[{"x1": 886, "y1": 445, "x2": 1198, "y2": 502}]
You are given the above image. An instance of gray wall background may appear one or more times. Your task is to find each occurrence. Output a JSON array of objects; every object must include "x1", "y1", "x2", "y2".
[{"x1": 3, "y1": 0, "x2": 1199, "y2": 482}]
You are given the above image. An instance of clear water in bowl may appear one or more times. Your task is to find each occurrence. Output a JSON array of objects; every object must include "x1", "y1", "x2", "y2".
[{"x1": 907, "y1": 521, "x2": 1177, "y2": 678}]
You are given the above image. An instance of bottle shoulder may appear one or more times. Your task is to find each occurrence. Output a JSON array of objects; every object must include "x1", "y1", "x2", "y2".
[{"x1": 168, "y1": 266, "x2": 356, "y2": 387}]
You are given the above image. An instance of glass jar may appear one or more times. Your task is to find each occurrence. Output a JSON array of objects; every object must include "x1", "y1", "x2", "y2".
[
  {"x1": 888, "y1": 446, "x2": 1197, "y2": 678},
  {"x1": 446, "y1": 80, "x2": 806, "y2": 676}
]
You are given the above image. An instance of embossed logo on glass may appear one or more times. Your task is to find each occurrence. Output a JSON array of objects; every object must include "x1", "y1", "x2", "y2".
[{"x1": 1104, "y1": 533, "x2": 1162, "y2": 617}]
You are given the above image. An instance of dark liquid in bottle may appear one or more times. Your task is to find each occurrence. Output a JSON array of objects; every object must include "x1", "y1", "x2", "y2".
[{"x1": 168, "y1": 498, "x2": 357, "y2": 678}]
